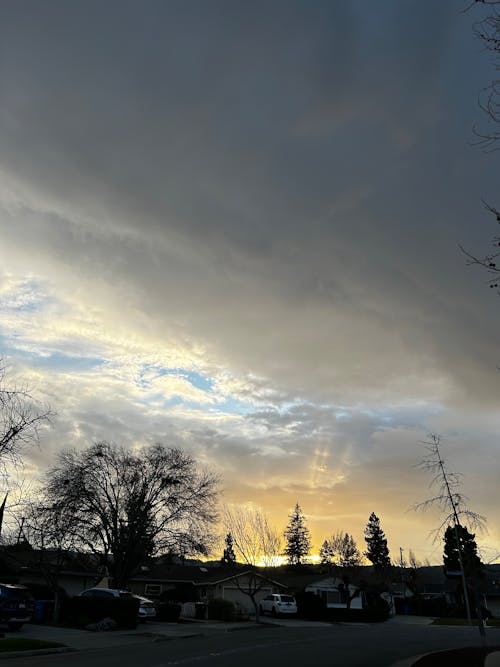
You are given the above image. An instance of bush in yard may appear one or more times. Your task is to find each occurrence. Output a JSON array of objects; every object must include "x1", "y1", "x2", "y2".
[
  {"x1": 207, "y1": 598, "x2": 236, "y2": 622},
  {"x1": 295, "y1": 591, "x2": 327, "y2": 620},
  {"x1": 325, "y1": 602, "x2": 389, "y2": 623},
  {"x1": 156, "y1": 602, "x2": 182, "y2": 622},
  {"x1": 60, "y1": 596, "x2": 139, "y2": 629}
]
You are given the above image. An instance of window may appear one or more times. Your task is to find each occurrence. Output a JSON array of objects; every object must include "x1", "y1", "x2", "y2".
[{"x1": 144, "y1": 584, "x2": 162, "y2": 598}]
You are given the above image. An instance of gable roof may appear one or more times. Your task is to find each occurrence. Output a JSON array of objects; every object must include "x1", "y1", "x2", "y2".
[{"x1": 130, "y1": 563, "x2": 287, "y2": 588}]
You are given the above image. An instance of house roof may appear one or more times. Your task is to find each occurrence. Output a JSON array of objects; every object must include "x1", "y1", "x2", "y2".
[{"x1": 130, "y1": 563, "x2": 287, "y2": 588}]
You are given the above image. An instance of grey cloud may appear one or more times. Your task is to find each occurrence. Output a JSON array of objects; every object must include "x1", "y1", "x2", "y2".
[{"x1": 1, "y1": 0, "x2": 499, "y2": 557}]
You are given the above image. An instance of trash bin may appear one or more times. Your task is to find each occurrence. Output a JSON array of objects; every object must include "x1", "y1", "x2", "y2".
[
  {"x1": 33, "y1": 600, "x2": 54, "y2": 624},
  {"x1": 194, "y1": 602, "x2": 207, "y2": 620}
]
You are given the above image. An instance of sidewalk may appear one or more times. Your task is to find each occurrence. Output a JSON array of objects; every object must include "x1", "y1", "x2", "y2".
[
  {"x1": 486, "y1": 651, "x2": 500, "y2": 666},
  {"x1": 7, "y1": 619, "x2": 261, "y2": 652}
]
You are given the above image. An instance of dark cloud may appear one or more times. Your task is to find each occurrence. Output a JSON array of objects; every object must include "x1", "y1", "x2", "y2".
[{"x1": 1, "y1": 1, "x2": 499, "y2": 557}]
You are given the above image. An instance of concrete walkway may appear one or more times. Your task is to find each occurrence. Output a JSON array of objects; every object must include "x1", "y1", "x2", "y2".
[{"x1": 486, "y1": 650, "x2": 500, "y2": 666}]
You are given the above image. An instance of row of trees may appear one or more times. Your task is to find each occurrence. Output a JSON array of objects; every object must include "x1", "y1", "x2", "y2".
[
  {"x1": 222, "y1": 502, "x2": 392, "y2": 571},
  {"x1": 0, "y1": 360, "x2": 489, "y2": 627}
]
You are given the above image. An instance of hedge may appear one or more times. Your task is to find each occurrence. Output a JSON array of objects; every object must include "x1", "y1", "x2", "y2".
[{"x1": 60, "y1": 596, "x2": 139, "y2": 629}]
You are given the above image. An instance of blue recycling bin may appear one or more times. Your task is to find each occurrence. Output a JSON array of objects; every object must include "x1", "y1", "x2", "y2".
[{"x1": 32, "y1": 600, "x2": 54, "y2": 624}]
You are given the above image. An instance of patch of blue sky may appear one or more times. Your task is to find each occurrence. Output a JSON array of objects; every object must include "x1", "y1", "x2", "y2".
[
  {"x1": 137, "y1": 364, "x2": 214, "y2": 392},
  {"x1": 0, "y1": 277, "x2": 52, "y2": 313},
  {"x1": 214, "y1": 396, "x2": 255, "y2": 416},
  {"x1": 29, "y1": 351, "x2": 103, "y2": 373}
]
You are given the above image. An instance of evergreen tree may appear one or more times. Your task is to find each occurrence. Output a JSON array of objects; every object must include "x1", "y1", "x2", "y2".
[
  {"x1": 319, "y1": 539, "x2": 335, "y2": 566},
  {"x1": 338, "y1": 533, "x2": 362, "y2": 568},
  {"x1": 221, "y1": 532, "x2": 236, "y2": 565},
  {"x1": 283, "y1": 502, "x2": 311, "y2": 566},
  {"x1": 364, "y1": 512, "x2": 391, "y2": 569},
  {"x1": 443, "y1": 524, "x2": 483, "y2": 579},
  {"x1": 320, "y1": 531, "x2": 362, "y2": 568}
]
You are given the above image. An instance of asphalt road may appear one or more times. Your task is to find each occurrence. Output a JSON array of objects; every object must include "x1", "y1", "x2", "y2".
[{"x1": 2, "y1": 622, "x2": 496, "y2": 667}]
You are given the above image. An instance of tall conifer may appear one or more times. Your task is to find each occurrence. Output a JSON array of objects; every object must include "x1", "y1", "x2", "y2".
[{"x1": 283, "y1": 502, "x2": 311, "y2": 566}]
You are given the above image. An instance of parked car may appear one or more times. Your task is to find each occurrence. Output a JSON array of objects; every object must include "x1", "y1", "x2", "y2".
[
  {"x1": 0, "y1": 583, "x2": 35, "y2": 631},
  {"x1": 259, "y1": 593, "x2": 297, "y2": 617},
  {"x1": 78, "y1": 588, "x2": 156, "y2": 621}
]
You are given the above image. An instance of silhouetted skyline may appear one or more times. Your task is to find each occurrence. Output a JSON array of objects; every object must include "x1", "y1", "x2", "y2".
[{"x1": 0, "y1": 0, "x2": 498, "y2": 562}]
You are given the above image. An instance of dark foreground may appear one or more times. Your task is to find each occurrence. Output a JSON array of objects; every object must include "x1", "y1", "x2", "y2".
[
  {"x1": 413, "y1": 644, "x2": 500, "y2": 667},
  {"x1": 1, "y1": 620, "x2": 499, "y2": 667}
]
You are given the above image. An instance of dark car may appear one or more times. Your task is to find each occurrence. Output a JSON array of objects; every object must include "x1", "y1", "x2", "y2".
[
  {"x1": 78, "y1": 588, "x2": 157, "y2": 620},
  {"x1": 0, "y1": 584, "x2": 34, "y2": 631}
]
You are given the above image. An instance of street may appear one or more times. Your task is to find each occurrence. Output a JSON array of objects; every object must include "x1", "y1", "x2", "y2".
[{"x1": 1, "y1": 621, "x2": 497, "y2": 667}]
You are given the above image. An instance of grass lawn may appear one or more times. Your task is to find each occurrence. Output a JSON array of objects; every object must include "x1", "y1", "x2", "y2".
[{"x1": 0, "y1": 637, "x2": 65, "y2": 652}]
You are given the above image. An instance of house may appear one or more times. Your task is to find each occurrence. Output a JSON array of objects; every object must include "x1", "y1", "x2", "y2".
[
  {"x1": 0, "y1": 546, "x2": 101, "y2": 597},
  {"x1": 392, "y1": 564, "x2": 500, "y2": 617},
  {"x1": 125, "y1": 563, "x2": 288, "y2": 616},
  {"x1": 304, "y1": 576, "x2": 364, "y2": 610}
]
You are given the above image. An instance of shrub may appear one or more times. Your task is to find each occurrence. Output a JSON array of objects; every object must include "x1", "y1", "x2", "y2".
[
  {"x1": 60, "y1": 596, "x2": 139, "y2": 629},
  {"x1": 295, "y1": 591, "x2": 327, "y2": 620},
  {"x1": 207, "y1": 598, "x2": 236, "y2": 622},
  {"x1": 324, "y1": 602, "x2": 389, "y2": 623},
  {"x1": 156, "y1": 602, "x2": 182, "y2": 622},
  {"x1": 395, "y1": 596, "x2": 448, "y2": 617}
]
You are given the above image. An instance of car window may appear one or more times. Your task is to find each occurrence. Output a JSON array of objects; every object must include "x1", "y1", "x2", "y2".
[
  {"x1": 0, "y1": 587, "x2": 32, "y2": 600},
  {"x1": 280, "y1": 595, "x2": 295, "y2": 603}
]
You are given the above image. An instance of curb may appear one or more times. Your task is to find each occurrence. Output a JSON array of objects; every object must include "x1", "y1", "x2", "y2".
[
  {"x1": 0, "y1": 647, "x2": 75, "y2": 660},
  {"x1": 389, "y1": 655, "x2": 426, "y2": 667}
]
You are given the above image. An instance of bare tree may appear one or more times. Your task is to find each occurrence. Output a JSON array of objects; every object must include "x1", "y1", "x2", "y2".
[
  {"x1": 0, "y1": 360, "x2": 53, "y2": 473},
  {"x1": 21, "y1": 498, "x2": 83, "y2": 622},
  {"x1": 461, "y1": 2, "x2": 500, "y2": 285},
  {"x1": 320, "y1": 531, "x2": 363, "y2": 610},
  {"x1": 321, "y1": 531, "x2": 362, "y2": 569},
  {"x1": 223, "y1": 505, "x2": 282, "y2": 568},
  {"x1": 470, "y1": 0, "x2": 500, "y2": 151},
  {"x1": 222, "y1": 504, "x2": 282, "y2": 621},
  {"x1": 413, "y1": 434, "x2": 486, "y2": 630},
  {"x1": 42, "y1": 441, "x2": 219, "y2": 588}
]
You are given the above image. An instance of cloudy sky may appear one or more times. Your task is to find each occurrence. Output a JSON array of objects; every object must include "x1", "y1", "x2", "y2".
[{"x1": 0, "y1": 0, "x2": 499, "y2": 564}]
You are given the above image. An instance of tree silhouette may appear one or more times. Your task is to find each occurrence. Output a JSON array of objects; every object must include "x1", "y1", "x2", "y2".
[
  {"x1": 283, "y1": 502, "x2": 311, "y2": 566},
  {"x1": 364, "y1": 512, "x2": 391, "y2": 570},
  {"x1": 0, "y1": 359, "x2": 53, "y2": 473},
  {"x1": 42, "y1": 442, "x2": 218, "y2": 588},
  {"x1": 221, "y1": 532, "x2": 236, "y2": 565},
  {"x1": 460, "y1": 2, "x2": 500, "y2": 287},
  {"x1": 443, "y1": 524, "x2": 483, "y2": 579}
]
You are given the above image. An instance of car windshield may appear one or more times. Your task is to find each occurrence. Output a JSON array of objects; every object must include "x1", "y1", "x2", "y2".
[{"x1": 280, "y1": 596, "x2": 295, "y2": 603}]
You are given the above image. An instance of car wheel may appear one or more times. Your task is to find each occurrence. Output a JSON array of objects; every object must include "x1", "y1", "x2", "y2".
[{"x1": 7, "y1": 623, "x2": 22, "y2": 631}]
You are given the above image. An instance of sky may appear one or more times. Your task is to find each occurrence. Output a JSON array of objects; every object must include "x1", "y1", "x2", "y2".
[{"x1": 0, "y1": 0, "x2": 499, "y2": 565}]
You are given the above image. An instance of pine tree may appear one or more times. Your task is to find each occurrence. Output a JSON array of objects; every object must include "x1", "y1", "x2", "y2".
[
  {"x1": 283, "y1": 502, "x2": 311, "y2": 566},
  {"x1": 338, "y1": 533, "x2": 362, "y2": 568},
  {"x1": 364, "y1": 512, "x2": 391, "y2": 569},
  {"x1": 221, "y1": 532, "x2": 236, "y2": 565},
  {"x1": 319, "y1": 539, "x2": 335, "y2": 566},
  {"x1": 443, "y1": 524, "x2": 483, "y2": 579}
]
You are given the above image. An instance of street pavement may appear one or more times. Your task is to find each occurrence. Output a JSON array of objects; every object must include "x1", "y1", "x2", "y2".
[{"x1": 0, "y1": 616, "x2": 500, "y2": 667}]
